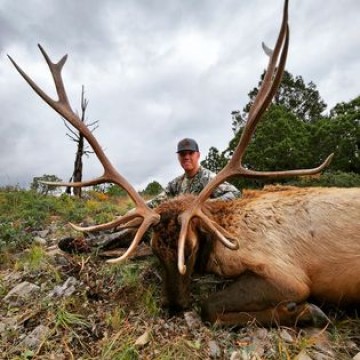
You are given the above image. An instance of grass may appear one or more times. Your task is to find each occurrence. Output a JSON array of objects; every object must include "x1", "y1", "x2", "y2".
[
  {"x1": 0, "y1": 188, "x2": 129, "y2": 256},
  {"x1": 0, "y1": 187, "x2": 360, "y2": 359}
]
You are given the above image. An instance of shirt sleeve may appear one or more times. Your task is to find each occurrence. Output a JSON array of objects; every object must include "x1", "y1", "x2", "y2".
[
  {"x1": 211, "y1": 181, "x2": 241, "y2": 200},
  {"x1": 200, "y1": 167, "x2": 241, "y2": 200}
]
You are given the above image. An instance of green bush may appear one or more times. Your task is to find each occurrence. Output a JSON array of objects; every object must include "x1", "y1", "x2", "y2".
[
  {"x1": 231, "y1": 170, "x2": 360, "y2": 190},
  {"x1": 289, "y1": 170, "x2": 360, "y2": 187},
  {"x1": 0, "y1": 188, "x2": 124, "y2": 253},
  {"x1": 0, "y1": 222, "x2": 31, "y2": 252}
]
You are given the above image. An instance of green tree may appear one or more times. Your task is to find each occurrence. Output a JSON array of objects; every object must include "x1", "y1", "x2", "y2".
[
  {"x1": 226, "y1": 106, "x2": 314, "y2": 189},
  {"x1": 329, "y1": 96, "x2": 360, "y2": 118},
  {"x1": 106, "y1": 184, "x2": 127, "y2": 197},
  {"x1": 30, "y1": 174, "x2": 63, "y2": 195},
  {"x1": 142, "y1": 181, "x2": 163, "y2": 196},
  {"x1": 233, "y1": 70, "x2": 326, "y2": 132},
  {"x1": 241, "y1": 106, "x2": 312, "y2": 170},
  {"x1": 210, "y1": 71, "x2": 332, "y2": 188},
  {"x1": 205, "y1": 71, "x2": 359, "y2": 189},
  {"x1": 201, "y1": 146, "x2": 227, "y2": 173},
  {"x1": 311, "y1": 96, "x2": 360, "y2": 173}
]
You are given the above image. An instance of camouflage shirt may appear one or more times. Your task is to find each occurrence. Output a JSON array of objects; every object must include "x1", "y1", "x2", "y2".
[{"x1": 147, "y1": 166, "x2": 241, "y2": 208}]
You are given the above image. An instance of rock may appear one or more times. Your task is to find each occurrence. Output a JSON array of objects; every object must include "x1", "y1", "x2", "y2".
[
  {"x1": 208, "y1": 340, "x2": 221, "y2": 358},
  {"x1": 248, "y1": 327, "x2": 270, "y2": 357},
  {"x1": 251, "y1": 327, "x2": 268, "y2": 340},
  {"x1": 2, "y1": 271, "x2": 22, "y2": 284},
  {"x1": 47, "y1": 276, "x2": 79, "y2": 298},
  {"x1": 37, "y1": 229, "x2": 50, "y2": 238},
  {"x1": 231, "y1": 348, "x2": 262, "y2": 360},
  {"x1": 293, "y1": 350, "x2": 312, "y2": 360},
  {"x1": 353, "y1": 352, "x2": 360, "y2": 360},
  {"x1": 230, "y1": 351, "x2": 242, "y2": 360},
  {"x1": 279, "y1": 328, "x2": 295, "y2": 343},
  {"x1": 33, "y1": 236, "x2": 47, "y2": 246},
  {"x1": 134, "y1": 329, "x2": 151, "y2": 347},
  {"x1": 4, "y1": 281, "x2": 40, "y2": 304},
  {"x1": 184, "y1": 311, "x2": 202, "y2": 329},
  {"x1": 18, "y1": 325, "x2": 50, "y2": 350},
  {"x1": 312, "y1": 351, "x2": 334, "y2": 360}
]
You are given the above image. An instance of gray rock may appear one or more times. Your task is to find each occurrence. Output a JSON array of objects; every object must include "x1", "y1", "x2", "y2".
[
  {"x1": 19, "y1": 325, "x2": 50, "y2": 350},
  {"x1": 33, "y1": 236, "x2": 47, "y2": 246},
  {"x1": 230, "y1": 351, "x2": 242, "y2": 360},
  {"x1": 4, "y1": 281, "x2": 40, "y2": 303},
  {"x1": 47, "y1": 276, "x2": 79, "y2": 298},
  {"x1": 293, "y1": 350, "x2": 312, "y2": 360},
  {"x1": 134, "y1": 329, "x2": 151, "y2": 347},
  {"x1": 184, "y1": 311, "x2": 202, "y2": 329},
  {"x1": 279, "y1": 328, "x2": 295, "y2": 343},
  {"x1": 208, "y1": 340, "x2": 221, "y2": 358},
  {"x1": 37, "y1": 229, "x2": 49, "y2": 238}
]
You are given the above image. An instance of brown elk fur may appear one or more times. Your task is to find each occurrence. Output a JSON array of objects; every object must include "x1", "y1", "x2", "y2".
[{"x1": 151, "y1": 186, "x2": 360, "y2": 326}]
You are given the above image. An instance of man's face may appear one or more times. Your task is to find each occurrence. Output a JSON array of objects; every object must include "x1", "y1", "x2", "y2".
[{"x1": 177, "y1": 151, "x2": 200, "y2": 174}]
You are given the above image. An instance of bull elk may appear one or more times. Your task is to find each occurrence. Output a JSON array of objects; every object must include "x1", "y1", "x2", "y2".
[{"x1": 9, "y1": 0, "x2": 360, "y2": 327}]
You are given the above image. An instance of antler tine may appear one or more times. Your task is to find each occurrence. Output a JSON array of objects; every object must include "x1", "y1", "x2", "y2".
[
  {"x1": 9, "y1": 45, "x2": 160, "y2": 257},
  {"x1": 246, "y1": 0, "x2": 289, "y2": 124},
  {"x1": 69, "y1": 210, "x2": 142, "y2": 233},
  {"x1": 183, "y1": 0, "x2": 290, "y2": 207}
]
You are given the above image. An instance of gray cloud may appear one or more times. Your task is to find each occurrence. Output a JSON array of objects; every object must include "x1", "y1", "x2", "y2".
[{"x1": 1, "y1": 0, "x2": 359, "y2": 191}]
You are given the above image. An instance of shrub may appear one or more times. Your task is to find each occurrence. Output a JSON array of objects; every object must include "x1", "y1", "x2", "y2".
[{"x1": 289, "y1": 170, "x2": 360, "y2": 187}]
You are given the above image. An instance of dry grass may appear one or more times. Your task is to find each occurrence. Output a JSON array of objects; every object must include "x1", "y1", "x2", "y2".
[{"x1": 2, "y1": 249, "x2": 360, "y2": 359}]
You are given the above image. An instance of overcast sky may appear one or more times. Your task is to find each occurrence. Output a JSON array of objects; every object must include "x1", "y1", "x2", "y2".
[{"x1": 1, "y1": 0, "x2": 359, "y2": 192}]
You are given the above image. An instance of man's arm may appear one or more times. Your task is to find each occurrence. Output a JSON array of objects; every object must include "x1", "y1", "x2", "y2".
[
  {"x1": 146, "y1": 190, "x2": 168, "y2": 208},
  {"x1": 211, "y1": 181, "x2": 241, "y2": 200},
  {"x1": 199, "y1": 167, "x2": 241, "y2": 201}
]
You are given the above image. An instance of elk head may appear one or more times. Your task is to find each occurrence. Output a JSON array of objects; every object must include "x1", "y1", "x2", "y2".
[{"x1": 9, "y1": 0, "x2": 333, "y2": 312}]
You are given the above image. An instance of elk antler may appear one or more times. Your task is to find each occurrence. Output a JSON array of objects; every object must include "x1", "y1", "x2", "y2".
[
  {"x1": 8, "y1": 45, "x2": 160, "y2": 262},
  {"x1": 177, "y1": 0, "x2": 334, "y2": 274}
]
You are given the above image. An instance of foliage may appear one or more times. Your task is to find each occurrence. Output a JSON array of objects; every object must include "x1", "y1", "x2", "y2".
[
  {"x1": 207, "y1": 68, "x2": 359, "y2": 188},
  {"x1": 272, "y1": 71, "x2": 327, "y2": 122},
  {"x1": 0, "y1": 188, "x2": 125, "y2": 254},
  {"x1": 236, "y1": 106, "x2": 313, "y2": 170},
  {"x1": 141, "y1": 181, "x2": 163, "y2": 196},
  {"x1": 30, "y1": 174, "x2": 63, "y2": 195},
  {"x1": 330, "y1": 95, "x2": 360, "y2": 118},
  {"x1": 0, "y1": 189, "x2": 59, "y2": 254},
  {"x1": 105, "y1": 184, "x2": 128, "y2": 197},
  {"x1": 233, "y1": 70, "x2": 326, "y2": 132},
  {"x1": 311, "y1": 117, "x2": 360, "y2": 173},
  {"x1": 289, "y1": 170, "x2": 360, "y2": 187},
  {"x1": 310, "y1": 96, "x2": 360, "y2": 173},
  {"x1": 201, "y1": 147, "x2": 227, "y2": 173}
]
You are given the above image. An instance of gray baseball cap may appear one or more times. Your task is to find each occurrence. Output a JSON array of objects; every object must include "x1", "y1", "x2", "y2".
[{"x1": 176, "y1": 138, "x2": 199, "y2": 153}]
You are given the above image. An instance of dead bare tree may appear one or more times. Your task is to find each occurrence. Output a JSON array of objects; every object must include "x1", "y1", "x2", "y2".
[{"x1": 64, "y1": 85, "x2": 98, "y2": 197}]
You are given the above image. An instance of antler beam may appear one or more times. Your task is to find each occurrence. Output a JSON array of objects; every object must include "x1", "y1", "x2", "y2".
[
  {"x1": 176, "y1": 0, "x2": 333, "y2": 274},
  {"x1": 8, "y1": 45, "x2": 160, "y2": 261}
]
